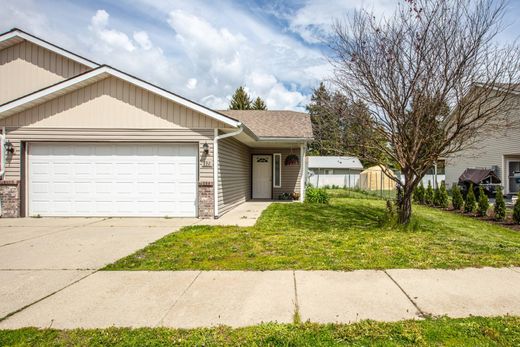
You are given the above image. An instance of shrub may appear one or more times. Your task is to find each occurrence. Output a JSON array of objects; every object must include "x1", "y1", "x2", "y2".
[
  {"x1": 438, "y1": 182, "x2": 449, "y2": 208},
  {"x1": 494, "y1": 186, "x2": 506, "y2": 221},
  {"x1": 464, "y1": 183, "x2": 476, "y2": 213},
  {"x1": 305, "y1": 186, "x2": 330, "y2": 204},
  {"x1": 433, "y1": 186, "x2": 440, "y2": 206},
  {"x1": 424, "y1": 181, "x2": 434, "y2": 205},
  {"x1": 414, "y1": 182, "x2": 425, "y2": 204},
  {"x1": 513, "y1": 196, "x2": 520, "y2": 224},
  {"x1": 477, "y1": 186, "x2": 489, "y2": 217},
  {"x1": 452, "y1": 184, "x2": 464, "y2": 211}
]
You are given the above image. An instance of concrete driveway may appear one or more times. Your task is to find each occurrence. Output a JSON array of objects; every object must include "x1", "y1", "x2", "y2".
[{"x1": 0, "y1": 217, "x2": 197, "y2": 319}]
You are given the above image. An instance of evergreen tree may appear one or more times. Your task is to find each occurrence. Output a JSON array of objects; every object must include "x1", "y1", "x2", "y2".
[
  {"x1": 452, "y1": 184, "x2": 464, "y2": 211},
  {"x1": 306, "y1": 83, "x2": 339, "y2": 155},
  {"x1": 433, "y1": 186, "x2": 441, "y2": 207},
  {"x1": 464, "y1": 183, "x2": 476, "y2": 213},
  {"x1": 494, "y1": 186, "x2": 506, "y2": 221},
  {"x1": 438, "y1": 181, "x2": 449, "y2": 208},
  {"x1": 251, "y1": 97, "x2": 267, "y2": 110},
  {"x1": 513, "y1": 196, "x2": 520, "y2": 224},
  {"x1": 229, "y1": 86, "x2": 252, "y2": 110},
  {"x1": 477, "y1": 186, "x2": 489, "y2": 217},
  {"x1": 413, "y1": 185, "x2": 421, "y2": 203},
  {"x1": 424, "y1": 181, "x2": 434, "y2": 205},
  {"x1": 306, "y1": 83, "x2": 386, "y2": 165},
  {"x1": 415, "y1": 182, "x2": 425, "y2": 204}
]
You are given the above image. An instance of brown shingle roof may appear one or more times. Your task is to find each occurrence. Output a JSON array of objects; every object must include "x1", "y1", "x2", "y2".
[
  {"x1": 458, "y1": 168, "x2": 501, "y2": 184},
  {"x1": 219, "y1": 110, "x2": 313, "y2": 139}
]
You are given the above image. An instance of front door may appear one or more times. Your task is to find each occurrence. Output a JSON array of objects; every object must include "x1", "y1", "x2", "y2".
[
  {"x1": 252, "y1": 155, "x2": 272, "y2": 199},
  {"x1": 507, "y1": 160, "x2": 520, "y2": 194}
]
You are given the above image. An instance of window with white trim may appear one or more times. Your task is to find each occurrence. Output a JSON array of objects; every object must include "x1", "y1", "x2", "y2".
[{"x1": 273, "y1": 153, "x2": 281, "y2": 188}]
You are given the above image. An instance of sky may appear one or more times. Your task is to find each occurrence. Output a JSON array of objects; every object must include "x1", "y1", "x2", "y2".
[{"x1": 1, "y1": 0, "x2": 519, "y2": 111}]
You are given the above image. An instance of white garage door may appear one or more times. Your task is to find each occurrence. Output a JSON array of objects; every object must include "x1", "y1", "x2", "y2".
[{"x1": 28, "y1": 143, "x2": 198, "y2": 217}]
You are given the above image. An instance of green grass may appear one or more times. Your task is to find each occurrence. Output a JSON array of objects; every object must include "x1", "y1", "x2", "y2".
[
  {"x1": 1, "y1": 317, "x2": 520, "y2": 346},
  {"x1": 104, "y1": 190, "x2": 520, "y2": 271}
]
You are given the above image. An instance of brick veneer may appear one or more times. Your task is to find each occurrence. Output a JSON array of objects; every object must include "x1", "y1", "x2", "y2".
[
  {"x1": 198, "y1": 141, "x2": 214, "y2": 218},
  {"x1": 0, "y1": 180, "x2": 20, "y2": 218}
]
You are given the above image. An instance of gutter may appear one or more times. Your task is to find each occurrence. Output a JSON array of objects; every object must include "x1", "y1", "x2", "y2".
[{"x1": 213, "y1": 124, "x2": 244, "y2": 218}]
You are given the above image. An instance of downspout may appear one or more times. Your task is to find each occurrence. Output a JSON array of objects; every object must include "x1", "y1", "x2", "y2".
[
  {"x1": 0, "y1": 127, "x2": 6, "y2": 179},
  {"x1": 0, "y1": 128, "x2": 5, "y2": 216},
  {"x1": 300, "y1": 143, "x2": 306, "y2": 202},
  {"x1": 213, "y1": 124, "x2": 244, "y2": 218}
]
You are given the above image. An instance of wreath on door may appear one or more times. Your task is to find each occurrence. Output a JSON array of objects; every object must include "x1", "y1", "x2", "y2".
[{"x1": 285, "y1": 154, "x2": 299, "y2": 166}]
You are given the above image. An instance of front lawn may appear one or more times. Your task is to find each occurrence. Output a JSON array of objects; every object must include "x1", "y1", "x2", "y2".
[
  {"x1": 105, "y1": 190, "x2": 520, "y2": 271},
  {"x1": 1, "y1": 316, "x2": 519, "y2": 346}
]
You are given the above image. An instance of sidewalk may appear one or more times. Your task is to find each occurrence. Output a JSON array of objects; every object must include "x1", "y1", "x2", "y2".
[{"x1": 1, "y1": 267, "x2": 519, "y2": 329}]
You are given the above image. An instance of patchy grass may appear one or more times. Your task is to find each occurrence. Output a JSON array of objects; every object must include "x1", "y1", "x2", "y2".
[
  {"x1": 104, "y1": 190, "x2": 520, "y2": 271},
  {"x1": 1, "y1": 317, "x2": 520, "y2": 346}
]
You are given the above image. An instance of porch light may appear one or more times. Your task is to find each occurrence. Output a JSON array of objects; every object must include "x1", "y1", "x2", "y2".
[
  {"x1": 202, "y1": 142, "x2": 209, "y2": 154},
  {"x1": 4, "y1": 140, "x2": 14, "y2": 154}
]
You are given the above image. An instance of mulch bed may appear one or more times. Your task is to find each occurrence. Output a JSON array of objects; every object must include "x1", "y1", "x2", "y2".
[{"x1": 444, "y1": 207, "x2": 520, "y2": 232}]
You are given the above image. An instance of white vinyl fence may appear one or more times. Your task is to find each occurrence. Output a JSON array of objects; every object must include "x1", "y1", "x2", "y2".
[
  {"x1": 308, "y1": 173, "x2": 446, "y2": 189},
  {"x1": 309, "y1": 174, "x2": 360, "y2": 188},
  {"x1": 421, "y1": 174, "x2": 445, "y2": 188}
]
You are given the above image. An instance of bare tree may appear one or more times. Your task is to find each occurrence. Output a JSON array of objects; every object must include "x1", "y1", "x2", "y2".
[{"x1": 329, "y1": 0, "x2": 520, "y2": 224}]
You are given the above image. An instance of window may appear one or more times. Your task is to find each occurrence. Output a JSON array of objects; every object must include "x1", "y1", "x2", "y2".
[{"x1": 273, "y1": 153, "x2": 281, "y2": 188}]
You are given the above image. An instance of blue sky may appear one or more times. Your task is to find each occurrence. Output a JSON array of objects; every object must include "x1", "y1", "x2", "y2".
[{"x1": 2, "y1": 0, "x2": 519, "y2": 110}]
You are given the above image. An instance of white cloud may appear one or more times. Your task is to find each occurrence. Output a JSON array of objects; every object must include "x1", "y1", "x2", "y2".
[
  {"x1": 283, "y1": 0, "x2": 397, "y2": 44},
  {"x1": 89, "y1": 10, "x2": 135, "y2": 52},
  {"x1": 133, "y1": 31, "x2": 152, "y2": 50},
  {"x1": 201, "y1": 94, "x2": 229, "y2": 110},
  {"x1": 0, "y1": 1, "x2": 334, "y2": 111},
  {"x1": 186, "y1": 78, "x2": 197, "y2": 89}
]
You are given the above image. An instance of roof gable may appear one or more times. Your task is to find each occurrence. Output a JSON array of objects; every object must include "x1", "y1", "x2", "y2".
[
  {"x1": 0, "y1": 40, "x2": 91, "y2": 104},
  {"x1": 0, "y1": 65, "x2": 240, "y2": 127},
  {"x1": 0, "y1": 28, "x2": 98, "y2": 68}
]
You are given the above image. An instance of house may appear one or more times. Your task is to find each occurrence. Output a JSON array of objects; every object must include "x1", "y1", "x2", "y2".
[
  {"x1": 0, "y1": 28, "x2": 313, "y2": 218},
  {"x1": 307, "y1": 156, "x2": 363, "y2": 188},
  {"x1": 444, "y1": 109, "x2": 519, "y2": 196}
]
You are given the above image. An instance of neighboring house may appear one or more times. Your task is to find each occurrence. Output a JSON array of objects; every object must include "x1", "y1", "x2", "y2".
[
  {"x1": 0, "y1": 28, "x2": 312, "y2": 218},
  {"x1": 307, "y1": 156, "x2": 363, "y2": 188},
  {"x1": 445, "y1": 120, "x2": 519, "y2": 196}
]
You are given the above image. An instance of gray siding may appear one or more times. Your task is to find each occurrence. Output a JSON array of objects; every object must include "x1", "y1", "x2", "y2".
[
  {"x1": 445, "y1": 126, "x2": 520, "y2": 193},
  {"x1": 218, "y1": 137, "x2": 251, "y2": 215}
]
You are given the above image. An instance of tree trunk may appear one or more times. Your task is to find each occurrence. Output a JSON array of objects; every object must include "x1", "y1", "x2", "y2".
[{"x1": 397, "y1": 183, "x2": 413, "y2": 224}]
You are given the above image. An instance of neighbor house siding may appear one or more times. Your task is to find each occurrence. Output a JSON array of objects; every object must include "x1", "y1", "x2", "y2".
[
  {"x1": 251, "y1": 148, "x2": 302, "y2": 198},
  {"x1": 445, "y1": 126, "x2": 520, "y2": 191},
  {"x1": 0, "y1": 41, "x2": 90, "y2": 104},
  {"x1": 217, "y1": 136, "x2": 251, "y2": 216}
]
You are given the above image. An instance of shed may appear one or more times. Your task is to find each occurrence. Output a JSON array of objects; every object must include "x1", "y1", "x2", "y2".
[
  {"x1": 359, "y1": 166, "x2": 396, "y2": 191},
  {"x1": 307, "y1": 156, "x2": 363, "y2": 175}
]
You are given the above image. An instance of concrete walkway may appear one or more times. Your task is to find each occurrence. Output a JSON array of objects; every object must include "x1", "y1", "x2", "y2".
[
  {"x1": 201, "y1": 201, "x2": 273, "y2": 227},
  {"x1": 1, "y1": 267, "x2": 519, "y2": 329}
]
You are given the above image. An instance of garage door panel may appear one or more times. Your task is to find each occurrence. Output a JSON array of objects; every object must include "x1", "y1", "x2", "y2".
[{"x1": 29, "y1": 143, "x2": 198, "y2": 217}]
